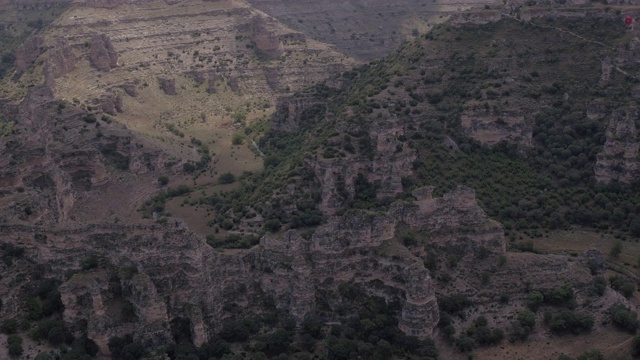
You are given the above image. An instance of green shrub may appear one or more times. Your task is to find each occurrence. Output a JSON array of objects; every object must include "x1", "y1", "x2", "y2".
[
  {"x1": 264, "y1": 219, "x2": 281, "y2": 233},
  {"x1": 108, "y1": 334, "x2": 143, "y2": 360},
  {"x1": 218, "y1": 173, "x2": 236, "y2": 184},
  {"x1": 0, "y1": 319, "x2": 18, "y2": 334},
  {"x1": 157, "y1": 176, "x2": 169, "y2": 186},
  {"x1": 81, "y1": 255, "x2": 99, "y2": 271},
  {"x1": 541, "y1": 284, "x2": 574, "y2": 306},
  {"x1": 633, "y1": 334, "x2": 640, "y2": 357},
  {"x1": 456, "y1": 334, "x2": 475, "y2": 352},
  {"x1": 7, "y1": 335, "x2": 22, "y2": 357},
  {"x1": 608, "y1": 303, "x2": 638, "y2": 333},
  {"x1": 258, "y1": 329, "x2": 292, "y2": 357},
  {"x1": 576, "y1": 349, "x2": 604, "y2": 360},
  {"x1": 232, "y1": 133, "x2": 244, "y2": 145},
  {"x1": 400, "y1": 230, "x2": 417, "y2": 246},
  {"x1": 609, "y1": 274, "x2": 636, "y2": 298},
  {"x1": 547, "y1": 311, "x2": 594, "y2": 335},
  {"x1": 511, "y1": 309, "x2": 536, "y2": 341},
  {"x1": 439, "y1": 294, "x2": 472, "y2": 315},
  {"x1": 527, "y1": 290, "x2": 544, "y2": 311},
  {"x1": 34, "y1": 353, "x2": 53, "y2": 360},
  {"x1": 592, "y1": 277, "x2": 606, "y2": 296},
  {"x1": 83, "y1": 114, "x2": 96, "y2": 123},
  {"x1": 183, "y1": 162, "x2": 196, "y2": 174},
  {"x1": 610, "y1": 241, "x2": 623, "y2": 258}
]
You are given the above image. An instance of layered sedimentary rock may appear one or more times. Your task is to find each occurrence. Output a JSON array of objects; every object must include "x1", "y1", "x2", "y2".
[
  {"x1": 595, "y1": 107, "x2": 640, "y2": 184},
  {"x1": 461, "y1": 109, "x2": 532, "y2": 147},
  {"x1": 45, "y1": 37, "x2": 77, "y2": 87},
  {"x1": 306, "y1": 117, "x2": 416, "y2": 215},
  {"x1": 89, "y1": 34, "x2": 119, "y2": 72},
  {"x1": 15, "y1": 36, "x2": 44, "y2": 74},
  {"x1": 272, "y1": 95, "x2": 327, "y2": 132},
  {"x1": 245, "y1": 0, "x2": 500, "y2": 61},
  {"x1": 15, "y1": 0, "x2": 356, "y2": 113},
  {"x1": 0, "y1": 85, "x2": 181, "y2": 225},
  {"x1": 0, "y1": 183, "x2": 504, "y2": 356}
]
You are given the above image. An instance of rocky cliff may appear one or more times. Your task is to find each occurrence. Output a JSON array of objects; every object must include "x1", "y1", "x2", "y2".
[
  {"x1": 595, "y1": 107, "x2": 640, "y2": 184},
  {"x1": 0, "y1": 183, "x2": 506, "y2": 356}
]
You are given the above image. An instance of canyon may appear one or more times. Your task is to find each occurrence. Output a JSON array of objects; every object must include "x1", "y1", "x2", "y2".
[{"x1": 0, "y1": 0, "x2": 639, "y2": 359}]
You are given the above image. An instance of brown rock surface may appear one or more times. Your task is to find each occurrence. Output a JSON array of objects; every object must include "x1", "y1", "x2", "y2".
[
  {"x1": 44, "y1": 37, "x2": 77, "y2": 87},
  {"x1": 0, "y1": 183, "x2": 509, "y2": 354},
  {"x1": 15, "y1": 36, "x2": 44, "y2": 74},
  {"x1": 89, "y1": 34, "x2": 118, "y2": 71},
  {"x1": 594, "y1": 107, "x2": 640, "y2": 184},
  {"x1": 461, "y1": 108, "x2": 532, "y2": 147},
  {"x1": 158, "y1": 77, "x2": 177, "y2": 96}
]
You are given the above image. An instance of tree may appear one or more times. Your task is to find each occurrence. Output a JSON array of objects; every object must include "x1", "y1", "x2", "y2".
[
  {"x1": 633, "y1": 334, "x2": 640, "y2": 357},
  {"x1": 183, "y1": 162, "x2": 196, "y2": 174},
  {"x1": 218, "y1": 173, "x2": 236, "y2": 184},
  {"x1": 630, "y1": 217, "x2": 640, "y2": 237},
  {"x1": 576, "y1": 349, "x2": 604, "y2": 360},
  {"x1": 610, "y1": 241, "x2": 622, "y2": 258},
  {"x1": 35, "y1": 353, "x2": 53, "y2": 360},
  {"x1": 264, "y1": 219, "x2": 281, "y2": 233},
  {"x1": 517, "y1": 309, "x2": 536, "y2": 329},
  {"x1": 511, "y1": 309, "x2": 536, "y2": 341},
  {"x1": 47, "y1": 326, "x2": 66, "y2": 345},
  {"x1": 1, "y1": 319, "x2": 18, "y2": 334},
  {"x1": 158, "y1": 176, "x2": 169, "y2": 186},
  {"x1": 527, "y1": 290, "x2": 544, "y2": 311},
  {"x1": 609, "y1": 303, "x2": 638, "y2": 333},
  {"x1": 456, "y1": 334, "x2": 475, "y2": 352},
  {"x1": 260, "y1": 329, "x2": 292, "y2": 357},
  {"x1": 375, "y1": 339, "x2": 393, "y2": 360},
  {"x1": 232, "y1": 133, "x2": 244, "y2": 145},
  {"x1": 7, "y1": 335, "x2": 23, "y2": 358},
  {"x1": 108, "y1": 334, "x2": 143, "y2": 360}
]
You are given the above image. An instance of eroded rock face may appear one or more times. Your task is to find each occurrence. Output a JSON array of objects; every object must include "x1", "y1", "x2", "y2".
[
  {"x1": 594, "y1": 107, "x2": 640, "y2": 184},
  {"x1": 45, "y1": 37, "x2": 77, "y2": 87},
  {"x1": 303, "y1": 115, "x2": 416, "y2": 215},
  {"x1": 251, "y1": 16, "x2": 284, "y2": 60},
  {"x1": 272, "y1": 96, "x2": 327, "y2": 132},
  {"x1": 260, "y1": 185, "x2": 504, "y2": 338},
  {"x1": 0, "y1": 184, "x2": 504, "y2": 355},
  {"x1": 461, "y1": 108, "x2": 532, "y2": 147},
  {"x1": 15, "y1": 36, "x2": 44, "y2": 74},
  {"x1": 0, "y1": 85, "x2": 179, "y2": 224},
  {"x1": 158, "y1": 78, "x2": 177, "y2": 96},
  {"x1": 89, "y1": 34, "x2": 118, "y2": 72}
]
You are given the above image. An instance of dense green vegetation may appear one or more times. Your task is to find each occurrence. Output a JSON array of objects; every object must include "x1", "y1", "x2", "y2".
[
  {"x1": 1, "y1": 275, "x2": 98, "y2": 360},
  {"x1": 164, "y1": 16, "x2": 640, "y2": 247},
  {"x1": 160, "y1": 282, "x2": 438, "y2": 359}
]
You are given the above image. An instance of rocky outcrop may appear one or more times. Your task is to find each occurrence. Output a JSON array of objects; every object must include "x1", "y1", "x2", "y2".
[
  {"x1": 98, "y1": 92, "x2": 123, "y2": 115},
  {"x1": 251, "y1": 16, "x2": 284, "y2": 60},
  {"x1": 461, "y1": 109, "x2": 532, "y2": 147},
  {"x1": 158, "y1": 78, "x2": 177, "y2": 96},
  {"x1": 301, "y1": 113, "x2": 416, "y2": 215},
  {"x1": 15, "y1": 36, "x2": 44, "y2": 74},
  {"x1": 89, "y1": 34, "x2": 118, "y2": 72},
  {"x1": 0, "y1": 84, "x2": 179, "y2": 224},
  {"x1": 594, "y1": 107, "x2": 640, "y2": 184},
  {"x1": 272, "y1": 96, "x2": 327, "y2": 132},
  {"x1": 121, "y1": 83, "x2": 139, "y2": 97},
  {"x1": 0, "y1": 183, "x2": 504, "y2": 354},
  {"x1": 44, "y1": 37, "x2": 76, "y2": 87}
]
